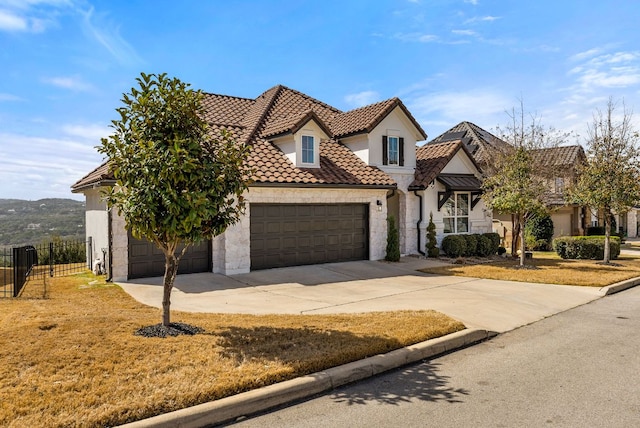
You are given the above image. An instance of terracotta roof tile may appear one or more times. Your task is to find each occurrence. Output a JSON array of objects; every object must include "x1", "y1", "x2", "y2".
[
  {"x1": 71, "y1": 162, "x2": 111, "y2": 191},
  {"x1": 330, "y1": 98, "x2": 427, "y2": 140},
  {"x1": 73, "y1": 84, "x2": 410, "y2": 191},
  {"x1": 409, "y1": 141, "x2": 466, "y2": 190}
]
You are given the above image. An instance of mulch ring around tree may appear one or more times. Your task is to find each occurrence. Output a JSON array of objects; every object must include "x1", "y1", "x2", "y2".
[{"x1": 134, "y1": 322, "x2": 204, "y2": 338}]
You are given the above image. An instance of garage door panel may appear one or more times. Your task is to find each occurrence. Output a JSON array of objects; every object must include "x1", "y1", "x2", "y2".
[
  {"x1": 128, "y1": 233, "x2": 211, "y2": 279},
  {"x1": 250, "y1": 203, "x2": 369, "y2": 270}
]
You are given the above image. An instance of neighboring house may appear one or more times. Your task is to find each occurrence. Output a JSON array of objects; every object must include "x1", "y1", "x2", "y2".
[
  {"x1": 428, "y1": 122, "x2": 591, "y2": 246},
  {"x1": 72, "y1": 85, "x2": 492, "y2": 280},
  {"x1": 409, "y1": 140, "x2": 491, "y2": 246}
]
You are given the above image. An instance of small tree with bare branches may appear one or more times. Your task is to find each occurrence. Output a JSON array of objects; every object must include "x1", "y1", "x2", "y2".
[
  {"x1": 568, "y1": 98, "x2": 640, "y2": 264},
  {"x1": 482, "y1": 102, "x2": 569, "y2": 266}
]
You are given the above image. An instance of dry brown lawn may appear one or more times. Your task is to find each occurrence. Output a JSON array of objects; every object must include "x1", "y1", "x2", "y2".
[
  {"x1": 0, "y1": 273, "x2": 463, "y2": 427},
  {"x1": 421, "y1": 252, "x2": 640, "y2": 286}
]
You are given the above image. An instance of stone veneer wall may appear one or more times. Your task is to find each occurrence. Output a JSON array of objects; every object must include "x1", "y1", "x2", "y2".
[
  {"x1": 110, "y1": 209, "x2": 128, "y2": 282},
  {"x1": 212, "y1": 186, "x2": 390, "y2": 275}
]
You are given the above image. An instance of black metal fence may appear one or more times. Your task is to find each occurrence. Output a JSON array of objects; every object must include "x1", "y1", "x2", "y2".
[{"x1": 1, "y1": 238, "x2": 92, "y2": 298}]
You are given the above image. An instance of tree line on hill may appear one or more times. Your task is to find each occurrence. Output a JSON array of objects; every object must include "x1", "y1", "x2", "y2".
[{"x1": 0, "y1": 198, "x2": 85, "y2": 247}]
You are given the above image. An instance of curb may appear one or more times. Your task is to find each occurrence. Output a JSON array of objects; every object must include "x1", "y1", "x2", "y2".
[
  {"x1": 119, "y1": 328, "x2": 492, "y2": 428},
  {"x1": 599, "y1": 276, "x2": 640, "y2": 295}
]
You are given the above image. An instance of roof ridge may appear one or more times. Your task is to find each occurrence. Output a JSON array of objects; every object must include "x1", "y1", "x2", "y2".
[
  {"x1": 276, "y1": 85, "x2": 343, "y2": 114},
  {"x1": 202, "y1": 92, "x2": 254, "y2": 101},
  {"x1": 240, "y1": 85, "x2": 284, "y2": 145}
]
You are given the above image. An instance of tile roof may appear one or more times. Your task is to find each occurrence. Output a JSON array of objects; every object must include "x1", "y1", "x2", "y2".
[
  {"x1": 530, "y1": 145, "x2": 586, "y2": 168},
  {"x1": 428, "y1": 121, "x2": 509, "y2": 165},
  {"x1": 74, "y1": 84, "x2": 420, "y2": 190},
  {"x1": 71, "y1": 162, "x2": 111, "y2": 192},
  {"x1": 409, "y1": 140, "x2": 475, "y2": 190},
  {"x1": 329, "y1": 98, "x2": 427, "y2": 139}
]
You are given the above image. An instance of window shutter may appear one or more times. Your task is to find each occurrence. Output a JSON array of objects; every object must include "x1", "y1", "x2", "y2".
[
  {"x1": 399, "y1": 137, "x2": 405, "y2": 166},
  {"x1": 382, "y1": 136, "x2": 388, "y2": 165}
]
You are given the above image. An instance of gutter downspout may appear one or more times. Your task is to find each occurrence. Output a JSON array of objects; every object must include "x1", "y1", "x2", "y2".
[{"x1": 413, "y1": 190, "x2": 425, "y2": 256}]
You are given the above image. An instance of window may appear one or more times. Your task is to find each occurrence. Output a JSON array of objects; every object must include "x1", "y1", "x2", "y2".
[
  {"x1": 443, "y1": 193, "x2": 470, "y2": 234},
  {"x1": 555, "y1": 177, "x2": 565, "y2": 193},
  {"x1": 388, "y1": 136, "x2": 399, "y2": 165},
  {"x1": 382, "y1": 135, "x2": 404, "y2": 166},
  {"x1": 301, "y1": 135, "x2": 314, "y2": 164}
]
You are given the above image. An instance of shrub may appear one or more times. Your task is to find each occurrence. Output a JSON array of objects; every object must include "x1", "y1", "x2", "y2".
[
  {"x1": 553, "y1": 236, "x2": 621, "y2": 260},
  {"x1": 462, "y1": 234, "x2": 478, "y2": 257},
  {"x1": 385, "y1": 216, "x2": 400, "y2": 262},
  {"x1": 441, "y1": 235, "x2": 467, "y2": 258},
  {"x1": 476, "y1": 235, "x2": 493, "y2": 257},
  {"x1": 525, "y1": 214, "x2": 554, "y2": 251},
  {"x1": 426, "y1": 212, "x2": 439, "y2": 258},
  {"x1": 498, "y1": 246, "x2": 507, "y2": 256},
  {"x1": 483, "y1": 232, "x2": 501, "y2": 255}
]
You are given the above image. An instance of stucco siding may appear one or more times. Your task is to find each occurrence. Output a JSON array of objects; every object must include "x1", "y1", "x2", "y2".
[{"x1": 84, "y1": 188, "x2": 109, "y2": 270}]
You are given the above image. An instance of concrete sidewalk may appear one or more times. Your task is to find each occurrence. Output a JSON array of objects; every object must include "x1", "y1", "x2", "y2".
[{"x1": 118, "y1": 257, "x2": 606, "y2": 334}]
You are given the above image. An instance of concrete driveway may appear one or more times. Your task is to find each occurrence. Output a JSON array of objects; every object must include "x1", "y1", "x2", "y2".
[{"x1": 117, "y1": 257, "x2": 605, "y2": 333}]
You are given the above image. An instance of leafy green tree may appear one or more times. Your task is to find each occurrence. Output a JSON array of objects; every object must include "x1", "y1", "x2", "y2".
[
  {"x1": 99, "y1": 72, "x2": 251, "y2": 327},
  {"x1": 482, "y1": 102, "x2": 567, "y2": 266},
  {"x1": 568, "y1": 99, "x2": 640, "y2": 263}
]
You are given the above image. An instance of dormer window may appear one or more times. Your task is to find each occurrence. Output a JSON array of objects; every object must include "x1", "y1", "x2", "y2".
[
  {"x1": 382, "y1": 135, "x2": 404, "y2": 166},
  {"x1": 302, "y1": 135, "x2": 315, "y2": 164}
]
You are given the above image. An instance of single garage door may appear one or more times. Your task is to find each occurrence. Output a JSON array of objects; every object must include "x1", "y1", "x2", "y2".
[
  {"x1": 250, "y1": 203, "x2": 369, "y2": 270},
  {"x1": 128, "y1": 233, "x2": 211, "y2": 279}
]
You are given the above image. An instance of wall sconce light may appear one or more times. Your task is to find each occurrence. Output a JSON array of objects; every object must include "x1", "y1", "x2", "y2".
[{"x1": 376, "y1": 200, "x2": 383, "y2": 212}]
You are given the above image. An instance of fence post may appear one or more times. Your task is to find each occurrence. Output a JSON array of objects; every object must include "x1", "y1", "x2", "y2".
[
  {"x1": 88, "y1": 236, "x2": 93, "y2": 270},
  {"x1": 49, "y1": 241, "x2": 54, "y2": 277}
]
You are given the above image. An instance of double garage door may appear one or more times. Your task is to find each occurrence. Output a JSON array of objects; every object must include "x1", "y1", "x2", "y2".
[
  {"x1": 250, "y1": 203, "x2": 369, "y2": 270},
  {"x1": 128, "y1": 233, "x2": 211, "y2": 279}
]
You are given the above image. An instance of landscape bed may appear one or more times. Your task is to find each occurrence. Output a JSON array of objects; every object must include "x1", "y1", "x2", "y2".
[
  {"x1": 0, "y1": 273, "x2": 464, "y2": 427},
  {"x1": 420, "y1": 251, "x2": 640, "y2": 287}
]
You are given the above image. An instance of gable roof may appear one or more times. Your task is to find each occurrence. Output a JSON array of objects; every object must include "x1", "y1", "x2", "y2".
[
  {"x1": 330, "y1": 98, "x2": 427, "y2": 140},
  {"x1": 73, "y1": 84, "x2": 420, "y2": 191},
  {"x1": 409, "y1": 140, "x2": 480, "y2": 190},
  {"x1": 428, "y1": 121, "x2": 509, "y2": 165}
]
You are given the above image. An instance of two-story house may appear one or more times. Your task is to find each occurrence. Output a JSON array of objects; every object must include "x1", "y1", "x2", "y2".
[{"x1": 72, "y1": 85, "x2": 491, "y2": 280}]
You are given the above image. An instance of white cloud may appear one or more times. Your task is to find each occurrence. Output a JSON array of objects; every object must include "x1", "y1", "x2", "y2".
[
  {"x1": 464, "y1": 15, "x2": 500, "y2": 24},
  {"x1": 62, "y1": 123, "x2": 110, "y2": 141},
  {"x1": 344, "y1": 91, "x2": 380, "y2": 108},
  {"x1": 43, "y1": 75, "x2": 94, "y2": 92},
  {"x1": 0, "y1": 131, "x2": 104, "y2": 200},
  {"x1": 404, "y1": 88, "x2": 513, "y2": 139},
  {"x1": 0, "y1": 9, "x2": 27, "y2": 31},
  {"x1": 452, "y1": 29, "x2": 477, "y2": 37},
  {"x1": 464, "y1": 0, "x2": 479, "y2": 5},
  {"x1": 80, "y1": 6, "x2": 143, "y2": 66},
  {"x1": 393, "y1": 32, "x2": 439, "y2": 43},
  {"x1": 0, "y1": 0, "x2": 72, "y2": 33},
  {"x1": 566, "y1": 50, "x2": 640, "y2": 93}
]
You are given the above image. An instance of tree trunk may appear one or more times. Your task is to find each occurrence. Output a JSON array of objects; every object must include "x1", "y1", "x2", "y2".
[
  {"x1": 519, "y1": 216, "x2": 526, "y2": 266},
  {"x1": 162, "y1": 252, "x2": 179, "y2": 327},
  {"x1": 511, "y1": 214, "x2": 521, "y2": 257},
  {"x1": 603, "y1": 210, "x2": 611, "y2": 264}
]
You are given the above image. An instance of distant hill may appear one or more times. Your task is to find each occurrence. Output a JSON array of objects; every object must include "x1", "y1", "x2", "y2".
[{"x1": 0, "y1": 198, "x2": 85, "y2": 247}]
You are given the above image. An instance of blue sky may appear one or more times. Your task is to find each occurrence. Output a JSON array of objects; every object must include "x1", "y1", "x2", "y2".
[{"x1": 1, "y1": 0, "x2": 639, "y2": 200}]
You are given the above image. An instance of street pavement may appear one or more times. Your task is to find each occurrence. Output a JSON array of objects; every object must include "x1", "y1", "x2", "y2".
[
  {"x1": 119, "y1": 257, "x2": 606, "y2": 334},
  {"x1": 230, "y1": 283, "x2": 640, "y2": 427}
]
